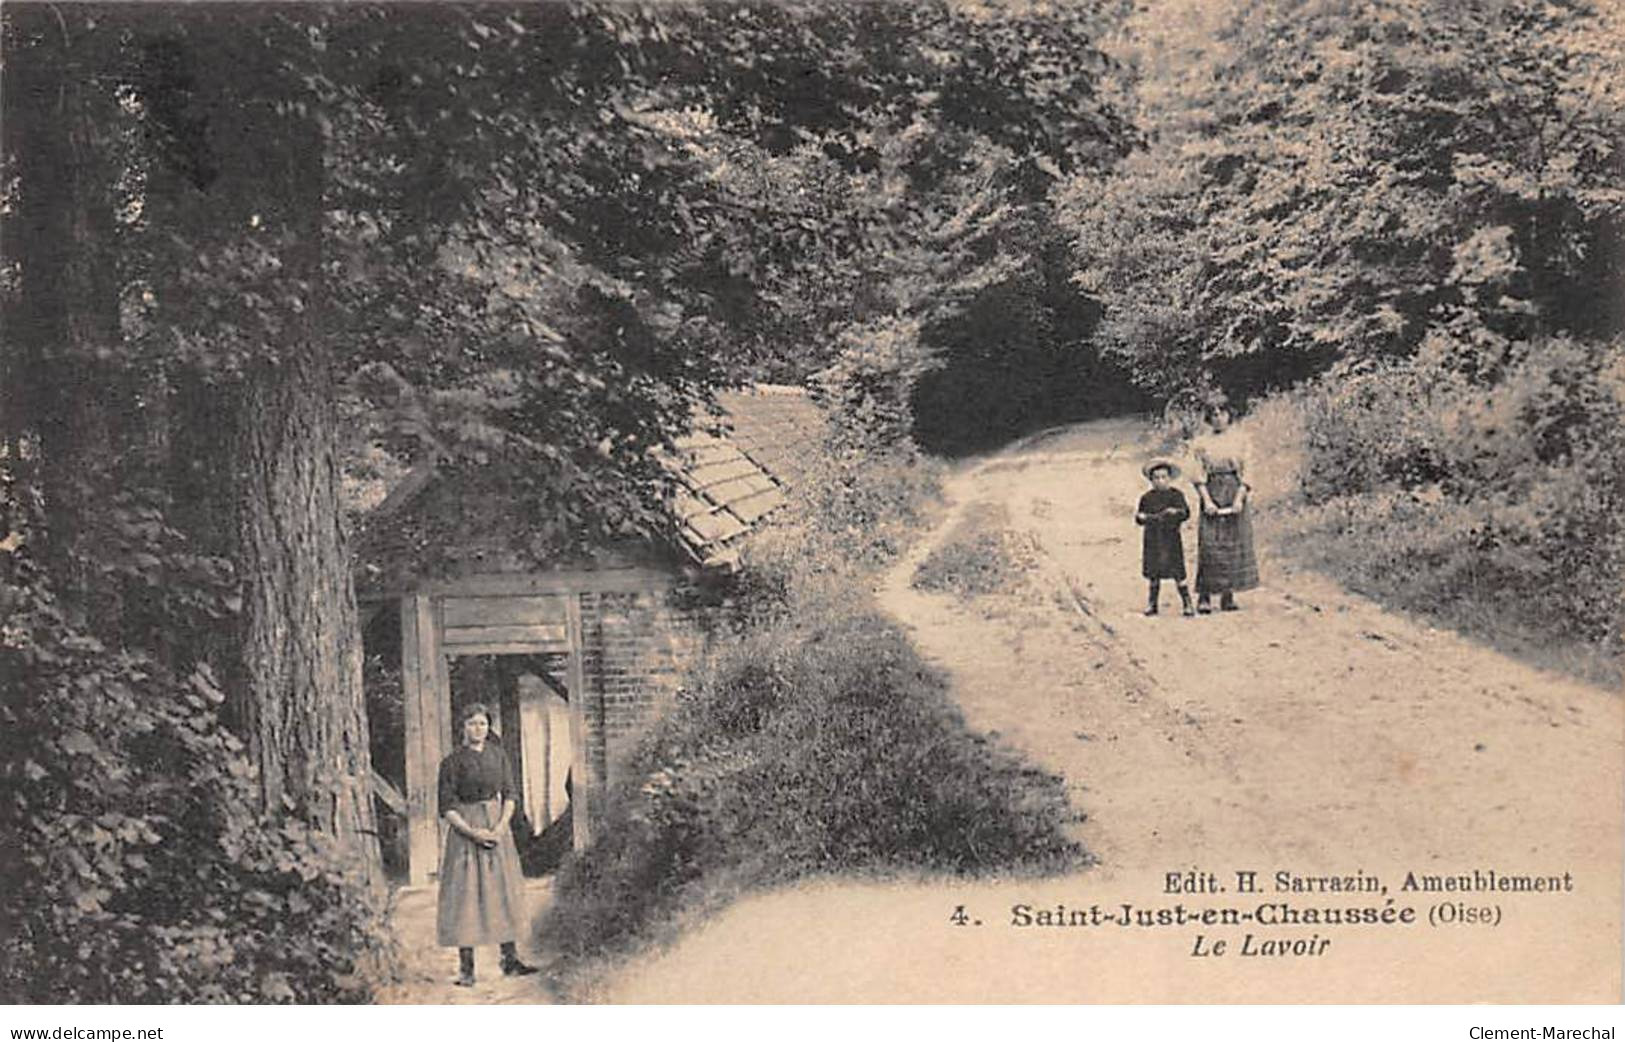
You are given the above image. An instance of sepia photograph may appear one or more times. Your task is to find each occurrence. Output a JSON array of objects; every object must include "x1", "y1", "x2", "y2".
[{"x1": 1, "y1": 0, "x2": 1621, "y2": 1017}]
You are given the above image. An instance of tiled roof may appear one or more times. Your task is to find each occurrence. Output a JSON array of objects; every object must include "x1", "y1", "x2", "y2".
[
  {"x1": 664, "y1": 385, "x2": 826, "y2": 569},
  {"x1": 714, "y1": 385, "x2": 826, "y2": 491},
  {"x1": 354, "y1": 385, "x2": 827, "y2": 579}
]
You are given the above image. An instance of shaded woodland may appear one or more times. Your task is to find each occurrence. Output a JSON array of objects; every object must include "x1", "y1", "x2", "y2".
[{"x1": 2, "y1": 0, "x2": 1619, "y2": 1003}]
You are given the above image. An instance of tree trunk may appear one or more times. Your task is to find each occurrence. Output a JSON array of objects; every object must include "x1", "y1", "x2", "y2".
[
  {"x1": 136, "y1": 21, "x2": 384, "y2": 884},
  {"x1": 6, "y1": 21, "x2": 127, "y2": 629},
  {"x1": 228, "y1": 347, "x2": 380, "y2": 880},
  {"x1": 225, "y1": 98, "x2": 383, "y2": 886}
]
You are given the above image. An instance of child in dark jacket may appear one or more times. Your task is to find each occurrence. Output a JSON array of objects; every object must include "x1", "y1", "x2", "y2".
[{"x1": 1135, "y1": 460, "x2": 1194, "y2": 616}]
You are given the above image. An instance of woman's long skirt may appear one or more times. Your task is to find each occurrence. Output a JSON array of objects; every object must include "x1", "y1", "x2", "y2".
[
  {"x1": 436, "y1": 799, "x2": 527, "y2": 947},
  {"x1": 1195, "y1": 471, "x2": 1260, "y2": 595}
]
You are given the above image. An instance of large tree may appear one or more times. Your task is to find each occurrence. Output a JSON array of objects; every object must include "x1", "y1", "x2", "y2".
[
  {"x1": 1061, "y1": 0, "x2": 1625, "y2": 406},
  {"x1": 3, "y1": 0, "x2": 1135, "y2": 999}
]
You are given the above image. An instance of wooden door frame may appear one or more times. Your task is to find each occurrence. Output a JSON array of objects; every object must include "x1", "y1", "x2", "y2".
[{"x1": 399, "y1": 587, "x2": 594, "y2": 886}]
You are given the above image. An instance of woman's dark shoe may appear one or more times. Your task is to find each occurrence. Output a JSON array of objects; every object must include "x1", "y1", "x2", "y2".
[
  {"x1": 1220, "y1": 593, "x2": 1238, "y2": 612},
  {"x1": 500, "y1": 941, "x2": 539, "y2": 976},
  {"x1": 454, "y1": 973, "x2": 476, "y2": 988},
  {"x1": 1181, "y1": 604, "x2": 1197, "y2": 617},
  {"x1": 1196, "y1": 597, "x2": 1212, "y2": 615},
  {"x1": 1144, "y1": 604, "x2": 1159, "y2": 616}
]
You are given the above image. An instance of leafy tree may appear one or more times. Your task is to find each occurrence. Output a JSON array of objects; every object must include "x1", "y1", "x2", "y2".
[
  {"x1": 1063, "y1": 0, "x2": 1625, "y2": 406},
  {"x1": 2, "y1": 0, "x2": 1135, "y2": 1001}
]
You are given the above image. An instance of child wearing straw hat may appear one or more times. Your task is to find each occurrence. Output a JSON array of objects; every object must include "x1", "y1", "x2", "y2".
[{"x1": 1135, "y1": 459, "x2": 1194, "y2": 616}]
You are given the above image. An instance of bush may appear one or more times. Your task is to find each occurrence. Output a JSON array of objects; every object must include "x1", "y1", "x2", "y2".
[
  {"x1": 0, "y1": 548, "x2": 394, "y2": 1003},
  {"x1": 1249, "y1": 335, "x2": 1625, "y2": 679},
  {"x1": 539, "y1": 437, "x2": 1080, "y2": 985},
  {"x1": 1294, "y1": 363, "x2": 1459, "y2": 501},
  {"x1": 541, "y1": 605, "x2": 1082, "y2": 968}
]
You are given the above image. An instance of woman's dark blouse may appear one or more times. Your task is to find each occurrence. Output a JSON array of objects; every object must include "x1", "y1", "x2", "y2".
[{"x1": 437, "y1": 743, "x2": 517, "y2": 816}]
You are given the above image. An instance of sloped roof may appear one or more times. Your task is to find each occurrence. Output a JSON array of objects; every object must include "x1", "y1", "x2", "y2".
[
  {"x1": 351, "y1": 384, "x2": 827, "y2": 584},
  {"x1": 663, "y1": 385, "x2": 826, "y2": 570},
  {"x1": 715, "y1": 385, "x2": 826, "y2": 491}
]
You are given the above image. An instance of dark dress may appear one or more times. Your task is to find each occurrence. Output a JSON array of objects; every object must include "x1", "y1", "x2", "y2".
[
  {"x1": 1193, "y1": 455, "x2": 1260, "y2": 595},
  {"x1": 436, "y1": 743, "x2": 528, "y2": 947},
  {"x1": 1136, "y1": 487, "x2": 1190, "y2": 580}
]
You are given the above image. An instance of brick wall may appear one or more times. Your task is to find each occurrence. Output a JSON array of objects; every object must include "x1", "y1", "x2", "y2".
[{"x1": 577, "y1": 585, "x2": 710, "y2": 790}]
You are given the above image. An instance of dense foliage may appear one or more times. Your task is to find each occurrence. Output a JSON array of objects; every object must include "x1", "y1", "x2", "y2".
[
  {"x1": 541, "y1": 459, "x2": 1079, "y2": 979},
  {"x1": 1261, "y1": 337, "x2": 1625, "y2": 674},
  {"x1": 1, "y1": 0, "x2": 1128, "y2": 1001},
  {"x1": 0, "y1": 500, "x2": 391, "y2": 1002},
  {"x1": 1063, "y1": 0, "x2": 1624, "y2": 672},
  {"x1": 544, "y1": 607, "x2": 1080, "y2": 967},
  {"x1": 1063, "y1": 0, "x2": 1623, "y2": 407}
]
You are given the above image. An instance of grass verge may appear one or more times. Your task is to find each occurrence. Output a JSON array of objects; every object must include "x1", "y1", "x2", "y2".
[
  {"x1": 1237, "y1": 378, "x2": 1623, "y2": 689},
  {"x1": 536, "y1": 448, "x2": 1085, "y2": 997},
  {"x1": 1256, "y1": 497, "x2": 1623, "y2": 689},
  {"x1": 911, "y1": 502, "x2": 1040, "y2": 599}
]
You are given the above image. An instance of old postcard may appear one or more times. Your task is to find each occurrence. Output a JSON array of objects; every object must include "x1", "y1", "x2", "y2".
[{"x1": 1, "y1": 0, "x2": 1620, "y2": 1013}]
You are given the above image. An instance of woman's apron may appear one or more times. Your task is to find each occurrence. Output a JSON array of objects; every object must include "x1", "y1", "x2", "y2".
[
  {"x1": 1196, "y1": 468, "x2": 1260, "y2": 594},
  {"x1": 436, "y1": 798, "x2": 528, "y2": 947}
]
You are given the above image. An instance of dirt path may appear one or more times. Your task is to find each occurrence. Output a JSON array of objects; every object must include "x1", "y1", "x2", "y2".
[
  {"x1": 377, "y1": 883, "x2": 555, "y2": 1004},
  {"x1": 593, "y1": 418, "x2": 1622, "y2": 1003}
]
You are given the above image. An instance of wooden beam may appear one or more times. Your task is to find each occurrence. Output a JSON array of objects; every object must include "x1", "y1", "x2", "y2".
[
  {"x1": 516, "y1": 677, "x2": 548, "y2": 835},
  {"x1": 402, "y1": 593, "x2": 448, "y2": 887},
  {"x1": 429, "y1": 596, "x2": 453, "y2": 866},
  {"x1": 371, "y1": 769, "x2": 407, "y2": 817},
  {"x1": 443, "y1": 623, "x2": 570, "y2": 647},
  {"x1": 421, "y1": 568, "x2": 673, "y2": 598},
  {"x1": 444, "y1": 640, "x2": 572, "y2": 658},
  {"x1": 441, "y1": 595, "x2": 568, "y2": 628},
  {"x1": 368, "y1": 460, "x2": 438, "y2": 524},
  {"x1": 400, "y1": 595, "x2": 430, "y2": 885}
]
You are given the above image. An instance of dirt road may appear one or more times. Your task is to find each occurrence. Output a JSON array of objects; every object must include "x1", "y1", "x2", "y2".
[{"x1": 594, "y1": 419, "x2": 1622, "y2": 1002}]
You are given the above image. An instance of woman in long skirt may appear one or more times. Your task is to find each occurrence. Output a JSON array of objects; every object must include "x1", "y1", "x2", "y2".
[
  {"x1": 436, "y1": 702, "x2": 537, "y2": 986},
  {"x1": 1192, "y1": 409, "x2": 1260, "y2": 613}
]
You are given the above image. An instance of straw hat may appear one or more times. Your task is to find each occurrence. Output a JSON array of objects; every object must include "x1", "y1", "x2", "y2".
[{"x1": 1141, "y1": 458, "x2": 1181, "y2": 479}]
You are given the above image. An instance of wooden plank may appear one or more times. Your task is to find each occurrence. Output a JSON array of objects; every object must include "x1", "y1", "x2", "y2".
[
  {"x1": 401, "y1": 594, "x2": 438, "y2": 887},
  {"x1": 731, "y1": 488, "x2": 786, "y2": 523},
  {"x1": 420, "y1": 568, "x2": 673, "y2": 598},
  {"x1": 429, "y1": 596, "x2": 453, "y2": 868},
  {"x1": 564, "y1": 593, "x2": 591, "y2": 850},
  {"x1": 546, "y1": 695, "x2": 572, "y2": 826},
  {"x1": 686, "y1": 457, "x2": 761, "y2": 488},
  {"x1": 443, "y1": 640, "x2": 572, "y2": 658},
  {"x1": 685, "y1": 510, "x2": 748, "y2": 544},
  {"x1": 371, "y1": 769, "x2": 407, "y2": 817},
  {"x1": 706, "y1": 474, "x2": 772, "y2": 506},
  {"x1": 369, "y1": 460, "x2": 438, "y2": 522},
  {"x1": 441, "y1": 595, "x2": 567, "y2": 628},
  {"x1": 443, "y1": 623, "x2": 569, "y2": 647}
]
